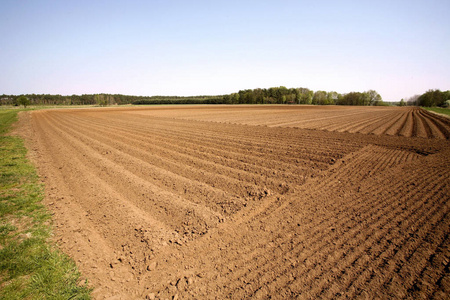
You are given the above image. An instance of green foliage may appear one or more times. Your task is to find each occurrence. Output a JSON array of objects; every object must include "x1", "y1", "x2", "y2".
[
  {"x1": 0, "y1": 110, "x2": 91, "y2": 299},
  {"x1": 16, "y1": 96, "x2": 30, "y2": 108},
  {"x1": 94, "y1": 94, "x2": 116, "y2": 106},
  {"x1": 365, "y1": 90, "x2": 382, "y2": 106},
  {"x1": 223, "y1": 87, "x2": 380, "y2": 106},
  {"x1": 399, "y1": 99, "x2": 406, "y2": 106},
  {"x1": 337, "y1": 90, "x2": 383, "y2": 106},
  {"x1": 327, "y1": 91, "x2": 339, "y2": 105},
  {"x1": 417, "y1": 89, "x2": 450, "y2": 107},
  {"x1": 95, "y1": 94, "x2": 106, "y2": 106},
  {"x1": 445, "y1": 100, "x2": 450, "y2": 108},
  {"x1": 312, "y1": 91, "x2": 328, "y2": 105},
  {"x1": 338, "y1": 92, "x2": 362, "y2": 105}
]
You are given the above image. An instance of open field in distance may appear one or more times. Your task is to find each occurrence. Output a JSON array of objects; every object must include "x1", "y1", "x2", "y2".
[{"x1": 16, "y1": 105, "x2": 450, "y2": 299}]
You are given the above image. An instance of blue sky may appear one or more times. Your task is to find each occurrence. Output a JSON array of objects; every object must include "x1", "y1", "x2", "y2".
[{"x1": 1, "y1": 0, "x2": 449, "y2": 100}]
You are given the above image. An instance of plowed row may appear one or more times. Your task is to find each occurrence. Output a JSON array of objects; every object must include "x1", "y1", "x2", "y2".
[
  {"x1": 17, "y1": 106, "x2": 450, "y2": 299},
  {"x1": 126, "y1": 105, "x2": 450, "y2": 139}
]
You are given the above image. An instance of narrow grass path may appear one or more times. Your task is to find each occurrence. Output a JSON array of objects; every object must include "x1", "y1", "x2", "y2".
[
  {"x1": 422, "y1": 107, "x2": 450, "y2": 117},
  {"x1": 0, "y1": 109, "x2": 91, "y2": 299}
]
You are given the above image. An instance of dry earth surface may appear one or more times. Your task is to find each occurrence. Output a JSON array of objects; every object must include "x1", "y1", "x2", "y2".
[{"x1": 16, "y1": 105, "x2": 450, "y2": 299}]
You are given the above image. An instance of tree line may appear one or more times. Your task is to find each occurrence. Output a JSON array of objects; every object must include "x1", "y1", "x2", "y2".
[
  {"x1": 0, "y1": 93, "x2": 225, "y2": 106},
  {"x1": 403, "y1": 89, "x2": 450, "y2": 107},
  {"x1": 222, "y1": 87, "x2": 385, "y2": 106},
  {"x1": 1, "y1": 87, "x2": 389, "y2": 107},
  {"x1": 1, "y1": 94, "x2": 128, "y2": 106}
]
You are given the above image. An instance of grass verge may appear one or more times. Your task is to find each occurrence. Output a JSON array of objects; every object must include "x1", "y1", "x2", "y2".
[
  {"x1": 422, "y1": 107, "x2": 450, "y2": 117},
  {"x1": 0, "y1": 110, "x2": 91, "y2": 299}
]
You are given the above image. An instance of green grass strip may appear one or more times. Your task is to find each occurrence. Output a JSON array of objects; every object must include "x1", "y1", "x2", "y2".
[
  {"x1": 0, "y1": 110, "x2": 91, "y2": 299},
  {"x1": 422, "y1": 107, "x2": 450, "y2": 117}
]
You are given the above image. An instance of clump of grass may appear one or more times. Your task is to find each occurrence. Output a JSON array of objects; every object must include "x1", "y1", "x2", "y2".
[{"x1": 0, "y1": 110, "x2": 91, "y2": 299}]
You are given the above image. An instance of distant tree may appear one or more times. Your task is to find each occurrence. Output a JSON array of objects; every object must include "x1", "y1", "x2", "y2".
[
  {"x1": 106, "y1": 94, "x2": 115, "y2": 105},
  {"x1": 16, "y1": 95, "x2": 30, "y2": 108},
  {"x1": 312, "y1": 91, "x2": 328, "y2": 105},
  {"x1": 444, "y1": 91, "x2": 450, "y2": 102},
  {"x1": 297, "y1": 88, "x2": 313, "y2": 104},
  {"x1": 95, "y1": 94, "x2": 108, "y2": 106},
  {"x1": 418, "y1": 89, "x2": 446, "y2": 107},
  {"x1": 222, "y1": 94, "x2": 231, "y2": 104},
  {"x1": 80, "y1": 94, "x2": 94, "y2": 105},
  {"x1": 340, "y1": 92, "x2": 362, "y2": 105},
  {"x1": 444, "y1": 100, "x2": 450, "y2": 108},
  {"x1": 327, "y1": 91, "x2": 339, "y2": 105},
  {"x1": 238, "y1": 89, "x2": 256, "y2": 104},
  {"x1": 231, "y1": 93, "x2": 240, "y2": 104},
  {"x1": 338, "y1": 90, "x2": 382, "y2": 106},
  {"x1": 399, "y1": 99, "x2": 406, "y2": 106},
  {"x1": 277, "y1": 86, "x2": 289, "y2": 102},
  {"x1": 286, "y1": 93, "x2": 296, "y2": 104},
  {"x1": 365, "y1": 90, "x2": 382, "y2": 106},
  {"x1": 253, "y1": 88, "x2": 264, "y2": 104}
]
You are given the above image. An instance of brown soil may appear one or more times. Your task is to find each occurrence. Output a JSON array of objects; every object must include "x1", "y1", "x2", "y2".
[{"x1": 15, "y1": 106, "x2": 450, "y2": 299}]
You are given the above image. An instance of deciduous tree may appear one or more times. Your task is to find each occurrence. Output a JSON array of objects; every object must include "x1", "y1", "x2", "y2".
[{"x1": 16, "y1": 95, "x2": 30, "y2": 108}]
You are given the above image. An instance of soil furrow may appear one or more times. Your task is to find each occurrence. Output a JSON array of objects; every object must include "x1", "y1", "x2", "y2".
[
  {"x1": 322, "y1": 111, "x2": 391, "y2": 133},
  {"x1": 55, "y1": 112, "x2": 313, "y2": 186},
  {"x1": 398, "y1": 109, "x2": 415, "y2": 137},
  {"x1": 420, "y1": 109, "x2": 450, "y2": 139},
  {"x1": 375, "y1": 110, "x2": 408, "y2": 136},
  {"x1": 60, "y1": 111, "x2": 337, "y2": 172},
  {"x1": 168, "y1": 147, "x2": 438, "y2": 298},
  {"x1": 357, "y1": 111, "x2": 401, "y2": 135},
  {"x1": 223, "y1": 154, "x2": 447, "y2": 298},
  {"x1": 47, "y1": 112, "x2": 301, "y2": 208},
  {"x1": 42, "y1": 112, "x2": 235, "y2": 221}
]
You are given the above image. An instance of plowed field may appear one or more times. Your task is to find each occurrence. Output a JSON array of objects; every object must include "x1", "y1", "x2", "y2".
[
  {"x1": 125, "y1": 105, "x2": 450, "y2": 139},
  {"x1": 17, "y1": 106, "x2": 450, "y2": 299}
]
